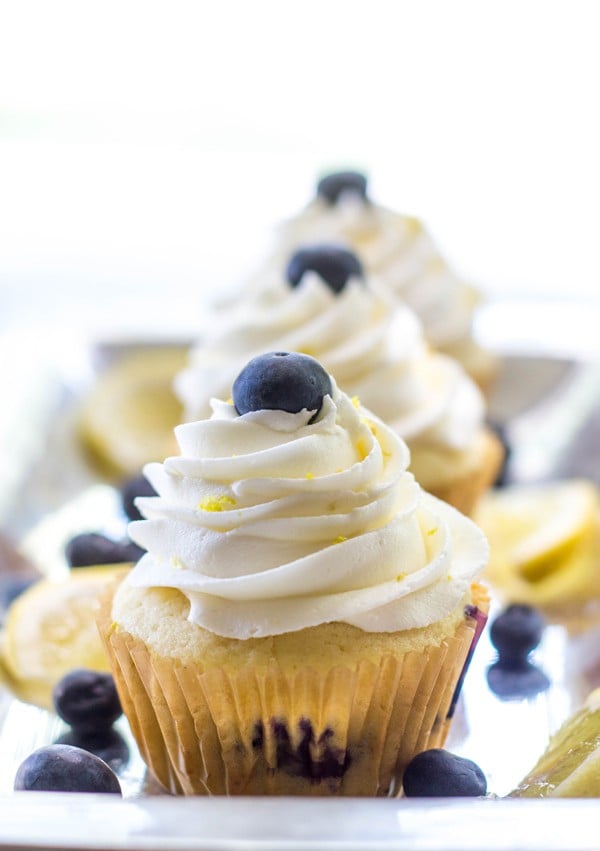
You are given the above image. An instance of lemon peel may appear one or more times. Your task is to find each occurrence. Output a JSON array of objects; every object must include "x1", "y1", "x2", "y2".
[
  {"x1": 513, "y1": 688, "x2": 600, "y2": 797},
  {"x1": 77, "y1": 347, "x2": 186, "y2": 477},
  {"x1": 198, "y1": 495, "x2": 236, "y2": 512},
  {"x1": 475, "y1": 479, "x2": 600, "y2": 609},
  {"x1": 0, "y1": 564, "x2": 129, "y2": 710}
]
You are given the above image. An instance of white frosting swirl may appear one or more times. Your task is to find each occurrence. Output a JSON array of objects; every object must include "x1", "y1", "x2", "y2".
[
  {"x1": 270, "y1": 195, "x2": 480, "y2": 349},
  {"x1": 127, "y1": 384, "x2": 488, "y2": 639},
  {"x1": 175, "y1": 274, "x2": 485, "y2": 458}
]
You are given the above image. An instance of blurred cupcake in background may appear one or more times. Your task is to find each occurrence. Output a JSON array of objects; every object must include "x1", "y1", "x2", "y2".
[
  {"x1": 176, "y1": 245, "x2": 503, "y2": 516},
  {"x1": 251, "y1": 170, "x2": 497, "y2": 393}
]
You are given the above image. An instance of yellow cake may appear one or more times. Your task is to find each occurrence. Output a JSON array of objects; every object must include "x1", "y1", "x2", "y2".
[
  {"x1": 98, "y1": 352, "x2": 490, "y2": 796},
  {"x1": 99, "y1": 580, "x2": 488, "y2": 796}
]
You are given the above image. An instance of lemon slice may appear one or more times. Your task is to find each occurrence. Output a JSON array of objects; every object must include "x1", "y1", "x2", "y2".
[
  {"x1": 0, "y1": 564, "x2": 129, "y2": 710},
  {"x1": 78, "y1": 347, "x2": 187, "y2": 477},
  {"x1": 512, "y1": 688, "x2": 600, "y2": 797},
  {"x1": 475, "y1": 479, "x2": 600, "y2": 608}
]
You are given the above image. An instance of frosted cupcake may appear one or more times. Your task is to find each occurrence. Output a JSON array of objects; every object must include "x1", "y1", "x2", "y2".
[
  {"x1": 98, "y1": 351, "x2": 490, "y2": 796},
  {"x1": 257, "y1": 170, "x2": 496, "y2": 391},
  {"x1": 176, "y1": 246, "x2": 502, "y2": 516}
]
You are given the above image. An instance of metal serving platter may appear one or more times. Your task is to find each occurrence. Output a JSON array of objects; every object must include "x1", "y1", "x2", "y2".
[{"x1": 1, "y1": 302, "x2": 600, "y2": 850}]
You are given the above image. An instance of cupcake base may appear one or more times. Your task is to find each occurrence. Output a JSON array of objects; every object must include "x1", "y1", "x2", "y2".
[
  {"x1": 98, "y1": 583, "x2": 489, "y2": 796},
  {"x1": 417, "y1": 428, "x2": 504, "y2": 517}
]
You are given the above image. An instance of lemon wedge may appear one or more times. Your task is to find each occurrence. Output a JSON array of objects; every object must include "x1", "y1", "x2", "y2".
[
  {"x1": 512, "y1": 688, "x2": 600, "y2": 797},
  {"x1": 78, "y1": 347, "x2": 187, "y2": 477},
  {"x1": 475, "y1": 479, "x2": 600, "y2": 609},
  {"x1": 0, "y1": 564, "x2": 129, "y2": 710}
]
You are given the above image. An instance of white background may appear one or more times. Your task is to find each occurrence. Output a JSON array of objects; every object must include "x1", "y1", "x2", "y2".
[{"x1": 1, "y1": 0, "x2": 600, "y2": 338}]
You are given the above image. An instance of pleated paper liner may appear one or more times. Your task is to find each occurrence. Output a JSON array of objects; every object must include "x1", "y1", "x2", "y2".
[{"x1": 98, "y1": 583, "x2": 489, "y2": 796}]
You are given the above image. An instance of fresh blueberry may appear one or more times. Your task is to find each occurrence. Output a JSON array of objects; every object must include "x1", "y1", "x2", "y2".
[
  {"x1": 53, "y1": 669, "x2": 122, "y2": 736},
  {"x1": 14, "y1": 744, "x2": 122, "y2": 794},
  {"x1": 286, "y1": 245, "x2": 364, "y2": 294},
  {"x1": 65, "y1": 533, "x2": 145, "y2": 567},
  {"x1": 489, "y1": 604, "x2": 545, "y2": 664},
  {"x1": 486, "y1": 420, "x2": 512, "y2": 488},
  {"x1": 403, "y1": 749, "x2": 487, "y2": 797},
  {"x1": 232, "y1": 352, "x2": 332, "y2": 420},
  {"x1": 316, "y1": 170, "x2": 368, "y2": 204},
  {"x1": 120, "y1": 473, "x2": 157, "y2": 521}
]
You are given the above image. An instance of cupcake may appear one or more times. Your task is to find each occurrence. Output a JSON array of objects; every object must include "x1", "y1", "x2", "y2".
[
  {"x1": 98, "y1": 351, "x2": 490, "y2": 796},
  {"x1": 255, "y1": 170, "x2": 497, "y2": 392},
  {"x1": 176, "y1": 246, "x2": 503, "y2": 516}
]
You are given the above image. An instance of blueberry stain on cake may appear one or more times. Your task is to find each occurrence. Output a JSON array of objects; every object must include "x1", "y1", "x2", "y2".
[
  {"x1": 316, "y1": 170, "x2": 369, "y2": 205},
  {"x1": 286, "y1": 245, "x2": 364, "y2": 294},
  {"x1": 233, "y1": 351, "x2": 332, "y2": 420},
  {"x1": 252, "y1": 719, "x2": 350, "y2": 782}
]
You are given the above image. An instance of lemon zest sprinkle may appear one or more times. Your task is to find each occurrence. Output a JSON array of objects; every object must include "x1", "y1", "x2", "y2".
[
  {"x1": 198, "y1": 495, "x2": 237, "y2": 512},
  {"x1": 226, "y1": 397, "x2": 234, "y2": 405},
  {"x1": 351, "y1": 395, "x2": 361, "y2": 409},
  {"x1": 396, "y1": 573, "x2": 406, "y2": 582},
  {"x1": 356, "y1": 437, "x2": 369, "y2": 460},
  {"x1": 305, "y1": 472, "x2": 314, "y2": 480},
  {"x1": 170, "y1": 556, "x2": 184, "y2": 569},
  {"x1": 333, "y1": 536, "x2": 347, "y2": 544},
  {"x1": 427, "y1": 527, "x2": 438, "y2": 536}
]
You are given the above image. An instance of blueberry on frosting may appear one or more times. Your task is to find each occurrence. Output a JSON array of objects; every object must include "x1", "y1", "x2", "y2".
[
  {"x1": 232, "y1": 351, "x2": 332, "y2": 419},
  {"x1": 316, "y1": 170, "x2": 368, "y2": 204},
  {"x1": 286, "y1": 245, "x2": 364, "y2": 294}
]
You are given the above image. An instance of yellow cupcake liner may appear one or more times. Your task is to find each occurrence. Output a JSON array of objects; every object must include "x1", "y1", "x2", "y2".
[{"x1": 98, "y1": 585, "x2": 488, "y2": 796}]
